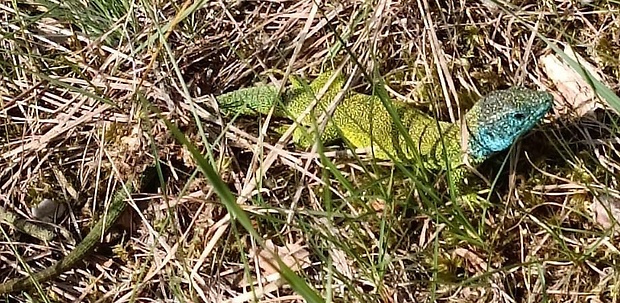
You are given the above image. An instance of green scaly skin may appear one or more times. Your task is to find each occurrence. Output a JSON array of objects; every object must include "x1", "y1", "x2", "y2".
[
  {"x1": 0, "y1": 181, "x2": 134, "y2": 294},
  {"x1": 218, "y1": 71, "x2": 553, "y2": 184}
]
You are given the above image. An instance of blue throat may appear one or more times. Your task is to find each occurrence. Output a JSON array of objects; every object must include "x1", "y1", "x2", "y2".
[
  {"x1": 466, "y1": 126, "x2": 494, "y2": 164},
  {"x1": 467, "y1": 130, "x2": 496, "y2": 164}
]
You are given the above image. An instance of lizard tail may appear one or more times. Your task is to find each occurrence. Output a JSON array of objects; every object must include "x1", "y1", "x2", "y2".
[
  {"x1": 0, "y1": 180, "x2": 134, "y2": 294},
  {"x1": 0, "y1": 254, "x2": 85, "y2": 294},
  {"x1": 216, "y1": 85, "x2": 285, "y2": 117}
]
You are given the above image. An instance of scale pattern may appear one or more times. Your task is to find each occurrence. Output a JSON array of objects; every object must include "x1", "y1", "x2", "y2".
[{"x1": 217, "y1": 71, "x2": 553, "y2": 176}]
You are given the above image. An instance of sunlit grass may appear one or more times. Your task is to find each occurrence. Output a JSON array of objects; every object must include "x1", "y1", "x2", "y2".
[{"x1": 1, "y1": 1, "x2": 620, "y2": 302}]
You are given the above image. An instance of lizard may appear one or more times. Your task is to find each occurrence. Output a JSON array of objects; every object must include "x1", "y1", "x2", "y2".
[
  {"x1": 0, "y1": 167, "x2": 159, "y2": 295},
  {"x1": 217, "y1": 70, "x2": 554, "y2": 187},
  {"x1": 0, "y1": 70, "x2": 552, "y2": 295}
]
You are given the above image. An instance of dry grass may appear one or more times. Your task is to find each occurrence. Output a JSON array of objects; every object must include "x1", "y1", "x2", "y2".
[{"x1": 1, "y1": 0, "x2": 620, "y2": 302}]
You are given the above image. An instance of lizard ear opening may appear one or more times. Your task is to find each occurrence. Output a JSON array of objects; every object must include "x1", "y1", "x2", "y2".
[{"x1": 513, "y1": 113, "x2": 526, "y2": 121}]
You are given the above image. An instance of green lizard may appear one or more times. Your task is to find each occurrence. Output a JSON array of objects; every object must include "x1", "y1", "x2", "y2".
[
  {"x1": 217, "y1": 71, "x2": 553, "y2": 185},
  {"x1": 0, "y1": 70, "x2": 552, "y2": 295}
]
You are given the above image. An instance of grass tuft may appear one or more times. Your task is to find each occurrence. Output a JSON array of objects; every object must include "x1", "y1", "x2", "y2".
[{"x1": 1, "y1": 1, "x2": 620, "y2": 302}]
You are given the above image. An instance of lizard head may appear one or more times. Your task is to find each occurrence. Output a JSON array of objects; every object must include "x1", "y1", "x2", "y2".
[{"x1": 465, "y1": 87, "x2": 553, "y2": 163}]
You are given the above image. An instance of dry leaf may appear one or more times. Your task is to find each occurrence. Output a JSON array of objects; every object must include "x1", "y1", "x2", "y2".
[
  {"x1": 255, "y1": 239, "x2": 311, "y2": 276},
  {"x1": 330, "y1": 246, "x2": 353, "y2": 280},
  {"x1": 454, "y1": 247, "x2": 488, "y2": 273},
  {"x1": 592, "y1": 193, "x2": 620, "y2": 231},
  {"x1": 120, "y1": 123, "x2": 144, "y2": 152},
  {"x1": 540, "y1": 46, "x2": 605, "y2": 117},
  {"x1": 370, "y1": 198, "x2": 386, "y2": 213}
]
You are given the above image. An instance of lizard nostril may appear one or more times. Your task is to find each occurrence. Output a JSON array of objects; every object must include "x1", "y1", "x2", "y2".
[{"x1": 514, "y1": 113, "x2": 526, "y2": 120}]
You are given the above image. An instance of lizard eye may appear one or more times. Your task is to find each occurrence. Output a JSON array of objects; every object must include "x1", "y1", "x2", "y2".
[{"x1": 513, "y1": 113, "x2": 526, "y2": 120}]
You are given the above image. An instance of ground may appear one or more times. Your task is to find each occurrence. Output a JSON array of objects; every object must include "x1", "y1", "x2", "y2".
[{"x1": 1, "y1": 1, "x2": 620, "y2": 302}]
